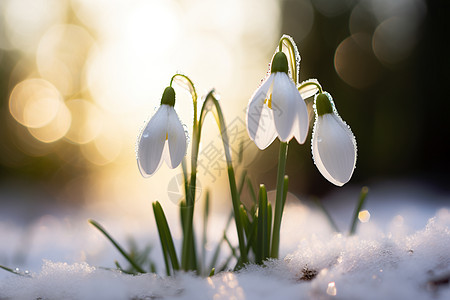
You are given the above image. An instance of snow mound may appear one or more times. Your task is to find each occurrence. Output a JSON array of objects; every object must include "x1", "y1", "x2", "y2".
[{"x1": 1, "y1": 208, "x2": 449, "y2": 300}]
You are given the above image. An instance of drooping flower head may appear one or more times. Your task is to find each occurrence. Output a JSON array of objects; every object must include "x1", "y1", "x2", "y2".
[
  {"x1": 137, "y1": 86, "x2": 187, "y2": 177},
  {"x1": 311, "y1": 92, "x2": 357, "y2": 186},
  {"x1": 246, "y1": 51, "x2": 309, "y2": 149}
]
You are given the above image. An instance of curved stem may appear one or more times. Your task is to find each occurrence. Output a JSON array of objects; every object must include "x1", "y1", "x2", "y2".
[
  {"x1": 197, "y1": 90, "x2": 248, "y2": 265},
  {"x1": 298, "y1": 80, "x2": 323, "y2": 94},
  {"x1": 170, "y1": 73, "x2": 198, "y2": 127},
  {"x1": 270, "y1": 141, "x2": 288, "y2": 259},
  {"x1": 278, "y1": 35, "x2": 299, "y2": 84},
  {"x1": 170, "y1": 73, "x2": 199, "y2": 271}
]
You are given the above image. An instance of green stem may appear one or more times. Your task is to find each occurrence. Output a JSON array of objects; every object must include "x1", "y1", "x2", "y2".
[
  {"x1": 170, "y1": 74, "x2": 198, "y2": 126},
  {"x1": 270, "y1": 141, "x2": 288, "y2": 259},
  {"x1": 170, "y1": 74, "x2": 199, "y2": 272},
  {"x1": 278, "y1": 35, "x2": 298, "y2": 84},
  {"x1": 297, "y1": 81, "x2": 323, "y2": 94}
]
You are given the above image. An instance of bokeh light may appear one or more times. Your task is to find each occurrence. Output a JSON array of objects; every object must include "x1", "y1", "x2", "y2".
[
  {"x1": 9, "y1": 79, "x2": 63, "y2": 128},
  {"x1": 2, "y1": 0, "x2": 68, "y2": 53},
  {"x1": 334, "y1": 34, "x2": 382, "y2": 89},
  {"x1": 64, "y1": 99, "x2": 102, "y2": 145},
  {"x1": 37, "y1": 24, "x2": 95, "y2": 96},
  {"x1": 1, "y1": 0, "x2": 442, "y2": 214},
  {"x1": 372, "y1": 17, "x2": 418, "y2": 65},
  {"x1": 27, "y1": 102, "x2": 71, "y2": 143},
  {"x1": 358, "y1": 210, "x2": 371, "y2": 223}
]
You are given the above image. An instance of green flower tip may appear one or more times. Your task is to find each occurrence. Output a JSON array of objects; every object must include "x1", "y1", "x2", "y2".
[
  {"x1": 316, "y1": 93, "x2": 333, "y2": 116},
  {"x1": 271, "y1": 52, "x2": 289, "y2": 74},
  {"x1": 160, "y1": 86, "x2": 176, "y2": 106}
]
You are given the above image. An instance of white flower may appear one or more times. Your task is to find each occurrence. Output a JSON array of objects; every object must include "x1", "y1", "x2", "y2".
[
  {"x1": 312, "y1": 92, "x2": 357, "y2": 186},
  {"x1": 246, "y1": 52, "x2": 309, "y2": 150},
  {"x1": 137, "y1": 87, "x2": 187, "y2": 177}
]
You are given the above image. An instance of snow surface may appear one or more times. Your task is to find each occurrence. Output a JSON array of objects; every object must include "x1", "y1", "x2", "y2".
[{"x1": 1, "y1": 181, "x2": 450, "y2": 299}]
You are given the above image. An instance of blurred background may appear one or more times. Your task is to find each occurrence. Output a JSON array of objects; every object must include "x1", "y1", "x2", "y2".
[{"x1": 0, "y1": 0, "x2": 449, "y2": 225}]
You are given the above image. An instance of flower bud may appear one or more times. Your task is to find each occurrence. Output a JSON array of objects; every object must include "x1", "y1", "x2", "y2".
[
  {"x1": 270, "y1": 52, "x2": 289, "y2": 74},
  {"x1": 160, "y1": 86, "x2": 176, "y2": 106}
]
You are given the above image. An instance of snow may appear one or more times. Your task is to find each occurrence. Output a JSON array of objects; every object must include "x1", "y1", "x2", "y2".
[{"x1": 1, "y1": 181, "x2": 450, "y2": 299}]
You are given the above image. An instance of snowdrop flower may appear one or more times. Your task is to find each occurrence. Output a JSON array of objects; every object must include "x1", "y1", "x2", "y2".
[
  {"x1": 246, "y1": 51, "x2": 309, "y2": 149},
  {"x1": 312, "y1": 92, "x2": 357, "y2": 186},
  {"x1": 137, "y1": 86, "x2": 187, "y2": 177}
]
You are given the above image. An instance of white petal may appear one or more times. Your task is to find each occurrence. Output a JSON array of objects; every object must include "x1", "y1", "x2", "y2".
[
  {"x1": 137, "y1": 105, "x2": 168, "y2": 177},
  {"x1": 312, "y1": 113, "x2": 357, "y2": 186},
  {"x1": 272, "y1": 72, "x2": 298, "y2": 141},
  {"x1": 253, "y1": 105, "x2": 277, "y2": 149},
  {"x1": 292, "y1": 91, "x2": 309, "y2": 144},
  {"x1": 246, "y1": 75, "x2": 276, "y2": 149},
  {"x1": 165, "y1": 106, "x2": 187, "y2": 168}
]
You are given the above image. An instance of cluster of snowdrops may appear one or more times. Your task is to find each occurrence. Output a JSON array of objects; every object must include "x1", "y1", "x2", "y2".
[{"x1": 93, "y1": 35, "x2": 358, "y2": 276}]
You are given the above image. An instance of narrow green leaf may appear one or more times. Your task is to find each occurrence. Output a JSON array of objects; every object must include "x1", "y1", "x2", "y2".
[
  {"x1": 208, "y1": 212, "x2": 233, "y2": 271},
  {"x1": 114, "y1": 261, "x2": 135, "y2": 275},
  {"x1": 256, "y1": 184, "x2": 268, "y2": 264},
  {"x1": 201, "y1": 190, "x2": 210, "y2": 275},
  {"x1": 150, "y1": 262, "x2": 157, "y2": 274},
  {"x1": 246, "y1": 178, "x2": 257, "y2": 205},
  {"x1": 238, "y1": 139, "x2": 244, "y2": 165},
  {"x1": 223, "y1": 233, "x2": 238, "y2": 258},
  {"x1": 246, "y1": 208, "x2": 259, "y2": 256},
  {"x1": 209, "y1": 268, "x2": 215, "y2": 277},
  {"x1": 266, "y1": 201, "x2": 272, "y2": 259},
  {"x1": 153, "y1": 201, "x2": 180, "y2": 272},
  {"x1": 88, "y1": 219, "x2": 146, "y2": 273},
  {"x1": 240, "y1": 205, "x2": 250, "y2": 237},
  {"x1": 349, "y1": 186, "x2": 369, "y2": 235},
  {"x1": 152, "y1": 203, "x2": 172, "y2": 276},
  {"x1": 0, "y1": 265, "x2": 30, "y2": 277},
  {"x1": 238, "y1": 170, "x2": 248, "y2": 196},
  {"x1": 313, "y1": 197, "x2": 340, "y2": 232}
]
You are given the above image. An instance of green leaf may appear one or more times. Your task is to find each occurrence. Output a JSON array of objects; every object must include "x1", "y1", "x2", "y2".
[
  {"x1": 256, "y1": 184, "x2": 269, "y2": 264},
  {"x1": 201, "y1": 190, "x2": 211, "y2": 275},
  {"x1": 313, "y1": 197, "x2": 340, "y2": 232},
  {"x1": 153, "y1": 201, "x2": 180, "y2": 275},
  {"x1": 0, "y1": 265, "x2": 31, "y2": 277},
  {"x1": 349, "y1": 186, "x2": 369, "y2": 235},
  {"x1": 88, "y1": 219, "x2": 146, "y2": 273}
]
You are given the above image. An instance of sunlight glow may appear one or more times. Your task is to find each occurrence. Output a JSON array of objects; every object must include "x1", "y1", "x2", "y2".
[
  {"x1": 4, "y1": 0, "x2": 282, "y2": 209},
  {"x1": 3, "y1": 0, "x2": 67, "y2": 52},
  {"x1": 85, "y1": 0, "x2": 181, "y2": 114}
]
